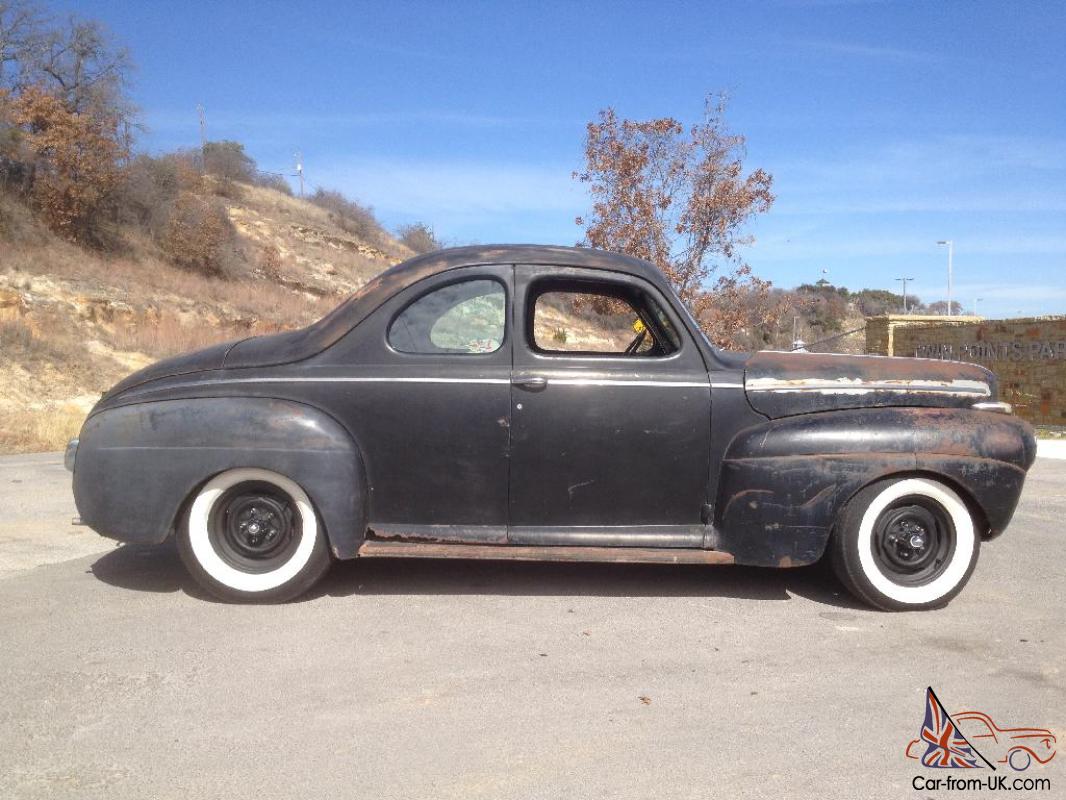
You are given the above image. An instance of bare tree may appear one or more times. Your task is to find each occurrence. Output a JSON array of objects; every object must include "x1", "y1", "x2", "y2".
[
  {"x1": 0, "y1": 0, "x2": 45, "y2": 90},
  {"x1": 398, "y1": 222, "x2": 442, "y2": 254},
  {"x1": 926, "y1": 300, "x2": 964, "y2": 316},
  {"x1": 1, "y1": 2, "x2": 134, "y2": 153},
  {"x1": 309, "y1": 187, "x2": 384, "y2": 246},
  {"x1": 33, "y1": 15, "x2": 131, "y2": 115},
  {"x1": 2, "y1": 4, "x2": 131, "y2": 114},
  {"x1": 575, "y1": 96, "x2": 783, "y2": 348}
]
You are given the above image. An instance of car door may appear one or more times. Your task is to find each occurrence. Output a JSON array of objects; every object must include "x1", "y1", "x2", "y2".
[
  {"x1": 508, "y1": 265, "x2": 712, "y2": 547},
  {"x1": 312, "y1": 264, "x2": 513, "y2": 541}
]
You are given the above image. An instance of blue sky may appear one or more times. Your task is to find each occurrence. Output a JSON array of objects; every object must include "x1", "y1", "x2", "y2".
[{"x1": 59, "y1": 0, "x2": 1066, "y2": 317}]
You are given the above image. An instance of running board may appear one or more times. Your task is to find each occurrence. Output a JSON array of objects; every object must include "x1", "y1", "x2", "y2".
[{"x1": 356, "y1": 540, "x2": 734, "y2": 565}]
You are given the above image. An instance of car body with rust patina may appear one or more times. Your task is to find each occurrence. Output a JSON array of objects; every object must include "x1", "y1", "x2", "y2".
[{"x1": 67, "y1": 245, "x2": 1037, "y2": 608}]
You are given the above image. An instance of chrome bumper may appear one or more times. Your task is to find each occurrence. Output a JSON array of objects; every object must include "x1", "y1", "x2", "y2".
[
  {"x1": 64, "y1": 438, "x2": 79, "y2": 472},
  {"x1": 973, "y1": 401, "x2": 1013, "y2": 414}
]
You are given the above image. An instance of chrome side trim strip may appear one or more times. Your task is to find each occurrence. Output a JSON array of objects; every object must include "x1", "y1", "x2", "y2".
[
  {"x1": 126, "y1": 376, "x2": 713, "y2": 394},
  {"x1": 216, "y1": 376, "x2": 511, "y2": 385},
  {"x1": 543, "y1": 378, "x2": 708, "y2": 388},
  {"x1": 745, "y1": 377, "x2": 991, "y2": 397},
  {"x1": 972, "y1": 401, "x2": 1013, "y2": 414},
  {"x1": 64, "y1": 437, "x2": 79, "y2": 472}
]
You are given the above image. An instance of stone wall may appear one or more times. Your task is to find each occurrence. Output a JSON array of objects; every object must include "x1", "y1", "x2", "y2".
[
  {"x1": 866, "y1": 315, "x2": 1066, "y2": 425},
  {"x1": 864, "y1": 315, "x2": 984, "y2": 358}
]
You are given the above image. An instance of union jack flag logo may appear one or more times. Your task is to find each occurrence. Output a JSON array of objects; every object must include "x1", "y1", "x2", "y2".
[{"x1": 919, "y1": 687, "x2": 992, "y2": 769}]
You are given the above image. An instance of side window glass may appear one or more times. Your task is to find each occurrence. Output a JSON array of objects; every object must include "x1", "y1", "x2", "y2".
[
  {"x1": 389, "y1": 279, "x2": 505, "y2": 354},
  {"x1": 531, "y1": 285, "x2": 679, "y2": 357},
  {"x1": 958, "y1": 717, "x2": 995, "y2": 739}
]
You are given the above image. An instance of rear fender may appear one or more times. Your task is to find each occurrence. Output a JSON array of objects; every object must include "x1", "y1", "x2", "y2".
[{"x1": 73, "y1": 397, "x2": 369, "y2": 559}]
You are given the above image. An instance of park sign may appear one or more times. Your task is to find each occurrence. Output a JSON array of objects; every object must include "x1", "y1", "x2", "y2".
[
  {"x1": 866, "y1": 315, "x2": 1066, "y2": 425},
  {"x1": 915, "y1": 340, "x2": 1066, "y2": 362}
]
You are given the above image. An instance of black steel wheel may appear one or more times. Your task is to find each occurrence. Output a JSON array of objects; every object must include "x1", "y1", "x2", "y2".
[
  {"x1": 870, "y1": 497, "x2": 956, "y2": 587},
  {"x1": 830, "y1": 476, "x2": 980, "y2": 611},
  {"x1": 178, "y1": 468, "x2": 332, "y2": 603},
  {"x1": 208, "y1": 482, "x2": 301, "y2": 574}
]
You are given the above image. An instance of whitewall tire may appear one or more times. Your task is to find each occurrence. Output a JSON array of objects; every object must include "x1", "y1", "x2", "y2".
[
  {"x1": 177, "y1": 468, "x2": 331, "y2": 602},
  {"x1": 830, "y1": 477, "x2": 980, "y2": 611}
]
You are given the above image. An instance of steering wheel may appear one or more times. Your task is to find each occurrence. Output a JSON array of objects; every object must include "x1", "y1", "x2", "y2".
[{"x1": 624, "y1": 330, "x2": 648, "y2": 355}]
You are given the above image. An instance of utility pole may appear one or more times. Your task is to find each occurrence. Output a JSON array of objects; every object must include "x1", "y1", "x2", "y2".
[
  {"x1": 294, "y1": 151, "x2": 304, "y2": 197},
  {"x1": 895, "y1": 276, "x2": 914, "y2": 313},
  {"x1": 937, "y1": 240, "x2": 954, "y2": 316},
  {"x1": 790, "y1": 315, "x2": 806, "y2": 352},
  {"x1": 197, "y1": 104, "x2": 207, "y2": 173}
]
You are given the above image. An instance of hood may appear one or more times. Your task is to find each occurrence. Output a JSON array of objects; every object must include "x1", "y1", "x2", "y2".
[
  {"x1": 102, "y1": 339, "x2": 242, "y2": 398},
  {"x1": 744, "y1": 351, "x2": 996, "y2": 419}
]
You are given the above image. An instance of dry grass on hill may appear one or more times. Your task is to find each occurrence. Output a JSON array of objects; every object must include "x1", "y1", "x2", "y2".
[{"x1": 0, "y1": 182, "x2": 409, "y2": 453}]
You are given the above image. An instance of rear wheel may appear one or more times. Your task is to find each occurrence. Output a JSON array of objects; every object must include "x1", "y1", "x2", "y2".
[
  {"x1": 830, "y1": 477, "x2": 979, "y2": 611},
  {"x1": 177, "y1": 468, "x2": 331, "y2": 602}
]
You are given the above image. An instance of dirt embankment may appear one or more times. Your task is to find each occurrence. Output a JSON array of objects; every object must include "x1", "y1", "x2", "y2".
[{"x1": 0, "y1": 183, "x2": 409, "y2": 453}]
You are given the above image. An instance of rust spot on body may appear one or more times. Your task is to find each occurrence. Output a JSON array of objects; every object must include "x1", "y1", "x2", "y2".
[
  {"x1": 357, "y1": 540, "x2": 736, "y2": 565},
  {"x1": 801, "y1": 485, "x2": 836, "y2": 510}
]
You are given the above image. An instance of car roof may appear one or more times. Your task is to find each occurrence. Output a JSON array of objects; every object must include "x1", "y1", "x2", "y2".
[
  {"x1": 389, "y1": 244, "x2": 672, "y2": 291},
  {"x1": 220, "y1": 243, "x2": 722, "y2": 371}
]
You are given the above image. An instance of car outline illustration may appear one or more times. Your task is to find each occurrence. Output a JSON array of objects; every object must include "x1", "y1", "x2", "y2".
[{"x1": 906, "y1": 709, "x2": 1057, "y2": 771}]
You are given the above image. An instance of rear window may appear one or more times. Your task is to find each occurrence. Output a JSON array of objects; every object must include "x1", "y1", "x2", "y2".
[{"x1": 389, "y1": 279, "x2": 505, "y2": 354}]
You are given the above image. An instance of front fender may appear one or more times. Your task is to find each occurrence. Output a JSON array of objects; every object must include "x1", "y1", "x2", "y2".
[
  {"x1": 73, "y1": 397, "x2": 369, "y2": 559},
  {"x1": 716, "y1": 407, "x2": 1035, "y2": 567}
]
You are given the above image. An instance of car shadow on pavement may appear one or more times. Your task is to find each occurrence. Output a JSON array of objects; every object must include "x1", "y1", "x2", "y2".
[
  {"x1": 90, "y1": 541, "x2": 866, "y2": 609},
  {"x1": 314, "y1": 557, "x2": 866, "y2": 608},
  {"x1": 89, "y1": 541, "x2": 214, "y2": 601}
]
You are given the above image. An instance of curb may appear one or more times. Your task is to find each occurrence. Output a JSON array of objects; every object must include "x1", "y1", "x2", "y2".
[{"x1": 1037, "y1": 440, "x2": 1066, "y2": 460}]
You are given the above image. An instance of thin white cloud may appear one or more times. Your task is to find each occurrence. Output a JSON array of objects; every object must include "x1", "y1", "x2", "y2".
[
  {"x1": 947, "y1": 284, "x2": 1066, "y2": 302},
  {"x1": 324, "y1": 158, "x2": 582, "y2": 215},
  {"x1": 753, "y1": 234, "x2": 1066, "y2": 261},
  {"x1": 316, "y1": 158, "x2": 586, "y2": 242},
  {"x1": 775, "y1": 135, "x2": 1066, "y2": 184},
  {"x1": 791, "y1": 37, "x2": 941, "y2": 63},
  {"x1": 767, "y1": 134, "x2": 1066, "y2": 215},
  {"x1": 772, "y1": 192, "x2": 1066, "y2": 215},
  {"x1": 778, "y1": 0, "x2": 892, "y2": 6},
  {"x1": 142, "y1": 108, "x2": 573, "y2": 138},
  {"x1": 912, "y1": 283, "x2": 1066, "y2": 317}
]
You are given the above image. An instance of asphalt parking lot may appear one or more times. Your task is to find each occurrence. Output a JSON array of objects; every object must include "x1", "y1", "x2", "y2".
[{"x1": 1, "y1": 453, "x2": 1063, "y2": 799}]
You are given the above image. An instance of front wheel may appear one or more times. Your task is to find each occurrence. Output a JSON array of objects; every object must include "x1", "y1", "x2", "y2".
[
  {"x1": 830, "y1": 477, "x2": 980, "y2": 611},
  {"x1": 1008, "y1": 748, "x2": 1032, "y2": 771},
  {"x1": 177, "y1": 468, "x2": 331, "y2": 602}
]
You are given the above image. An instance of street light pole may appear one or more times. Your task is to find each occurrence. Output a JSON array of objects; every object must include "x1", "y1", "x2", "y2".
[
  {"x1": 937, "y1": 240, "x2": 954, "y2": 316},
  {"x1": 895, "y1": 276, "x2": 915, "y2": 313},
  {"x1": 974, "y1": 297, "x2": 983, "y2": 316}
]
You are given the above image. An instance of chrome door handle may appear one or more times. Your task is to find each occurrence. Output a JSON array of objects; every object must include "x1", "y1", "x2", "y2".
[{"x1": 512, "y1": 376, "x2": 548, "y2": 390}]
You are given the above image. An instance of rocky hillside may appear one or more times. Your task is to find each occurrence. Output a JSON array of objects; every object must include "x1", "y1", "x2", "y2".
[{"x1": 0, "y1": 183, "x2": 412, "y2": 453}]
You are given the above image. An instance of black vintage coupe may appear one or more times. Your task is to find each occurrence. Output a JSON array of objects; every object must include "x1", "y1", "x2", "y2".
[{"x1": 67, "y1": 245, "x2": 1036, "y2": 608}]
